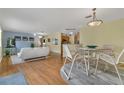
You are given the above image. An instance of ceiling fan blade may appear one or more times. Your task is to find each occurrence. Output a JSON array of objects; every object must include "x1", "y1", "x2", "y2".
[
  {"x1": 85, "y1": 15, "x2": 92, "y2": 18},
  {"x1": 92, "y1": 8, "x2": 96, "y2": 11}
]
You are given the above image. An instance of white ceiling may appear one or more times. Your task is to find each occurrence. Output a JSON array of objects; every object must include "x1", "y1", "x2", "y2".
[{"x1": 0, "y1": 8, "x2": 124, "y2": 34}]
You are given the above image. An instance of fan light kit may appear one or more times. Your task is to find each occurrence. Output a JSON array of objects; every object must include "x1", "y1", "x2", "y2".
[{"x1": 85, "y1": 8, "x2": 103, "y2": 27}]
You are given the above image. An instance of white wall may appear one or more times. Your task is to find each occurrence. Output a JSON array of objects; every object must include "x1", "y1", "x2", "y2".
[
  {"x1": 80, "y1": 18, "x2": 124, "y2": 54},
  {"x1": 45, "y1": 32, "x2": 61, "y2": 54},
  {"x1": 34, "y1": 36, "x2": 41, "y2": 47}
]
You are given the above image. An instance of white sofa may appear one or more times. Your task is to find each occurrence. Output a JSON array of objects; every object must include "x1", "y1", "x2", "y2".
[{"x1": 17, "y1": 47, "x2": 49, "y2": 60}]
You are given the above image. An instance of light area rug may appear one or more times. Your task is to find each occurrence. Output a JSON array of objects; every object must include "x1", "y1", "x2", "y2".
[
  {"x1": 11, "y1": 55, "x2": 25, "y2": 64},
  {"x1": 60, "y1": 63, "x2": 124, "y2": 85},
  {"x1": 0, "y1": 72, "x2": 27, "y2": 85}
]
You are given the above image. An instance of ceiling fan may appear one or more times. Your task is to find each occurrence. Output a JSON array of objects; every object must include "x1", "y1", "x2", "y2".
[
  {"x1": 85, "y1": 8, "x2": 103, "y2": 26},
  {"x1": 85, "y1": 8, "x2": 96, "y2": 18}
]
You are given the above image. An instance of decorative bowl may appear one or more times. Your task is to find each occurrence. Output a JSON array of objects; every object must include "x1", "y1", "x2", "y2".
[{"x1": 87, "y1": 45, "x2": 98, "y2": 48}]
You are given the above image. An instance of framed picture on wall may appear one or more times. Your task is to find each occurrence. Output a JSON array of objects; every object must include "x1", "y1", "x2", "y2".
[
  {"x1": 15, "y1": 36, "x2": 21, "y2": 41},
  {"x1": 22, "y1": 36, "x2": 28, "y2": 41},
  {"x1": 43, "y1": 39, "x2": 45, "y2": 43},
  {"x1": 55, "y1": 38, "x2": 58, "y2": 45},
  {"x1": 29, "y1": 37, "x2": 34, "y2": 41},
  {"x1": 48, "y1": 38, "x2": 50, "y2": 42},
  {"x1": 52, "y1": 38, "x2": 58, "y2": 45}
]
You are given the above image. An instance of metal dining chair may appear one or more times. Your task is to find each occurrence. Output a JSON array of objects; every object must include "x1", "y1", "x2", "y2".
[
  {"x1": 102, "y1": 44, "x2": 115, "y2": 57},
  {"x1": 62, "y1": 44, "x2": 88, "y2": 80},
  {"x1": 95, "y1": 49, "x2": 124, "y2": 84}
]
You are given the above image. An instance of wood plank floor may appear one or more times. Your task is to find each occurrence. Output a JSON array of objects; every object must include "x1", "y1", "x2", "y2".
[
  {"x1": 0, "y1": 54, "x2": 67, "y2": 85},
  {"x1": 1, "y1": 54, "x2": 124, "y2": 85}
]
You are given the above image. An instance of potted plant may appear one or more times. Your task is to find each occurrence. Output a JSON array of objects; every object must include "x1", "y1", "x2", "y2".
[
  {"x1": 7, "y1": 38, "x2": 15, "y2": 48},
  {"x1": 31, "y1": 43, "x2": 35, "y2": 48},
  {"x1": 5, "y1": 49, "x2": 10, "y2": 56}
]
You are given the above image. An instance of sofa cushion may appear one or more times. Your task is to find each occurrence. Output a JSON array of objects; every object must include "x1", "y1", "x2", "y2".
[{"x1": 18, "y1": 47, "x2": 49, "y2": 60}]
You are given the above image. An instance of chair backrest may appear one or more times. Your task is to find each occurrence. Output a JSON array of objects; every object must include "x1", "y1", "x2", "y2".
[
  {"x1": 100, "y1": 49, "x2": 124, "y2": 64},
  {"x1": 116, "y1": 49, "x2": 124, "y2": 64},
  {"x1": 103, "y1": 44, "x2": 113, "y2": 49},
  {"x1": 99, "y1": 53, "x2": 115, "y2": 64},
  {"x1": 102, "y1": 44, "x2": 114, "y2": 56},
  {"x1": 63, "y1": 44, "x2": 72, "y2": 59},
  {"x1": 78, "y1": 48, "x2": 86, "y2": 56}
]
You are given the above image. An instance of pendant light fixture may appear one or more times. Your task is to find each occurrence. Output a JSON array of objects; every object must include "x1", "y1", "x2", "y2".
[{"x1": 85, "y1": 8, "x2": 103, "y2": 27}]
